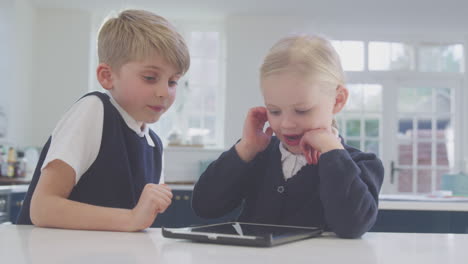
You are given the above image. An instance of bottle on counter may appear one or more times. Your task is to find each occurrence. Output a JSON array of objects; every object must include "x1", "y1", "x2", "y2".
[
  {"x1": 6, "y1": 147, "x2": 17, "y2": 178},
  {"x1": 0, "y1": 145, "x2": 4, "y2": 177},
  {"x1": 15, "y1": 151, "x2": 27, "y2": 178}
]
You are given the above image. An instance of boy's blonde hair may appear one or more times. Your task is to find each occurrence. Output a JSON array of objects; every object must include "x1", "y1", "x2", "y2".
[
  {"x1": 98, "y1": 9, "x2": 190, "y2": 75},
  {"x1": 260, "y1": 34, "x2": 345, "y2": 128}
]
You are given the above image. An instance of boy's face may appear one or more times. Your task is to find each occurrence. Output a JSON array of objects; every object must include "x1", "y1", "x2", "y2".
[
  {"x1": 106, "y1": 53, "x2": 181, "y2": 124},
  {"x1": 261, "y1": 72, "x2": 337, "y2": 154}
]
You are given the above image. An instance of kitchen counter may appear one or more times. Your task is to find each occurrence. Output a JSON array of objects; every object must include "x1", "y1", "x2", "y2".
[
  {"x1": 1, "y1": 225, "x2": 468, "y2": 264},
  {"x1": 3, "y1": 184, "x2": 468, "y2": 212}
]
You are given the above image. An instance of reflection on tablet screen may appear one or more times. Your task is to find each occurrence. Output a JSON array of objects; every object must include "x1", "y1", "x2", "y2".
[{"x1": 189, "y1": 222, "x2": 319, "y2": 238}]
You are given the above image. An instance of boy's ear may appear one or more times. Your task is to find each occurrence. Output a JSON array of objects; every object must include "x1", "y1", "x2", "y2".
[
  {"x1": 332, "y1": 85, "x2": 349, "y2": 114},
  {"x1": 96, "y1": 63, "x2": 114, "y2": 90}
]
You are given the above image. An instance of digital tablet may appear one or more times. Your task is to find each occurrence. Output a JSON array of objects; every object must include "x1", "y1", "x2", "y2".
[{"x1": 162, "y1": 222, "x2": 323, "y2": 247}]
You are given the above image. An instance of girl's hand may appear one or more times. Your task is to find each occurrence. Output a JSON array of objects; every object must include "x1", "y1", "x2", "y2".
[
  {"x1": 129, "y1": 184, "x2": 173, "y2": 231},
  {"x1": 235, "y1": 107, "x2": 273, "y2": 162},
  {"x1": 300, "y1": 128, "x2": 343, "y2": 165}
]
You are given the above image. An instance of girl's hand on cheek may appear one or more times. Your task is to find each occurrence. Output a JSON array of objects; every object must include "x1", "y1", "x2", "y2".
[
  {"x1": 236, "y1": 107, "x2": 273, "y2": 162},
  {"x1": 300, "y1": 128, "x2": 343, "y2": 165}
]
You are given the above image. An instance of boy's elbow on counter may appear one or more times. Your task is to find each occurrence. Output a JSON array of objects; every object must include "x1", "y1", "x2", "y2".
[{"x1": 30, "y1": 198, "x2": 49, "y2": 227}]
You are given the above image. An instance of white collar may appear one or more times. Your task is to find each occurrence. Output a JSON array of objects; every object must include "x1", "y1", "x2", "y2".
[
  {"x1": 107, "y1": 92, "x2": 155, "y2": 147},
  {"x1": 279, "y1": 142, "x2": 308, "y2": 181},
  {"x1": 278, "y1": 127, "x2": 340, "y2": 180}
]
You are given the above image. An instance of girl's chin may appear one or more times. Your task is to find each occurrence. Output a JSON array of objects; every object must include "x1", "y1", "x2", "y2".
[{"x1": 282, "y1": 143, "x2": 302, "y2": 154}]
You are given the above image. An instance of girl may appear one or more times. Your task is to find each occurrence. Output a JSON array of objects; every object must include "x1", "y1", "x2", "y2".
[{"x1": 192, "y1": 34, "x2": 384, "y2": 238}]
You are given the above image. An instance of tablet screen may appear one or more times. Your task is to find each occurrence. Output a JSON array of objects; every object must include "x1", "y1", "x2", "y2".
[{"x1": 187, "y1": 222, "x2": 320, "y2": 238}]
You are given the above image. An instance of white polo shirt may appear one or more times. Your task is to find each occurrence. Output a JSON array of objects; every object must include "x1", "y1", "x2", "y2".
[{"x1": 41, "y1": 92, "x2": 165, "y2": 184}]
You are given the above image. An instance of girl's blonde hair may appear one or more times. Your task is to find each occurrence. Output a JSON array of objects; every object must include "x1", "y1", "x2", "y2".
[
  {"x1": 260, "y1": 34, "x2": 345, "y2": 128},
  {"x1": 98, "y1": 9, "x2": 190, "y2": 75}
]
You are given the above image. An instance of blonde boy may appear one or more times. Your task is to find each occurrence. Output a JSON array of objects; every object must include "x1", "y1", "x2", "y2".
[{"x1": 17, "y1": 10, "x2": 190, "y2": 231}]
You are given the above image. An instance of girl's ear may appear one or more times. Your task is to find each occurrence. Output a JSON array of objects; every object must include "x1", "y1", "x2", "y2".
[
  {"x1": 332, "y1": 85, "x2": 349, "y2": 114},
  {"x1": 96, "y1": 63, "x2": 114, "y2": 90}
]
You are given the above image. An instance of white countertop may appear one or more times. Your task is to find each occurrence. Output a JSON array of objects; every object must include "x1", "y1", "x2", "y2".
[{"x1": 1, "y1": 225, "x2": 467, "y2": 264}]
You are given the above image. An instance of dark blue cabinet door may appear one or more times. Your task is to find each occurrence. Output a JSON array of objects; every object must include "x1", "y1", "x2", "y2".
[
  {"x1": 9, "y1": 192, "x2": 26, "y2": 224},
  {"x1": 152, "y1": 190, "x2": 241, "y2": 228}
]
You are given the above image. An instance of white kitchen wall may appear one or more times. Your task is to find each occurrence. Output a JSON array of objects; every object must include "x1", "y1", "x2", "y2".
[
  {"x1": 29, "y1": 8, "x2": 91, "y2": 146},
  {"x1": 11, "y1": 0, "x2": 35, "y2": 146},
  {"x1": 0, "y1": 0, "x2": 14, "y2": 144}
]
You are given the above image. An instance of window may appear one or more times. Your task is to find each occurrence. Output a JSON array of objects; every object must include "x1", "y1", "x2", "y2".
[
  {"x1": 150, "y1": 30, "x2": 225, "y2": 147},
  {"x1": 334, "y1": 40, "x2": 464, "y2": 194},
  {"x1": 337, "y1": 84, "x2": 383, "y2": 157},
  {"x1": 88, "y1": 21, "x2": 225, "y2": 148}
]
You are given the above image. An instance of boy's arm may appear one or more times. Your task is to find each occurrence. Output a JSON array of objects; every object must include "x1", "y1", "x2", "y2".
[
  {"x1": 30, "y1": 160, "x2": 171, "y2": 231},
  {"x1": 318, "y1": 149, "x2": 384, "y2": 238}
]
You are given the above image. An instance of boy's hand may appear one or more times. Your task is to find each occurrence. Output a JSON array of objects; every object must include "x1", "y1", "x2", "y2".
[
  {"x1": 235, "y1": 107, "x2": 273, "y2": 162},
  {"x1": 299, "y1": 128, "x2": 343, "y2": 165},
  {"x1": 129, "y1": 184, "x2": 173, "y2": 231}
]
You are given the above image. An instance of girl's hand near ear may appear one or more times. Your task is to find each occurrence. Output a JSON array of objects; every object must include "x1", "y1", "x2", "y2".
[
  {"x1": 236, "y1": 107, "x2": 273, "y2": 162},
  {"x1": 300, "y1": 128, "x2": 343, "y2": 165}
]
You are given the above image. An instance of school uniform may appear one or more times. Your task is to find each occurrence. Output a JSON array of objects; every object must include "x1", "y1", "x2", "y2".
[
  {"x1": 192, "y1": 137, "x2": 384, "y2": 238},
  {"x1": 17, "y1": 92, "x2": 164, "y2": 225}
]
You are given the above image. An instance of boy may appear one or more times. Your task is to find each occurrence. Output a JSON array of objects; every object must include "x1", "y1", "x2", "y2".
[{"x1": 17, "y1": 9, "x2": 190, "y2": 231}]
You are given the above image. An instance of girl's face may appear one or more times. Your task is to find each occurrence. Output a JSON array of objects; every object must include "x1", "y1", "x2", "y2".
[{"x1": 261, "y1": 71, "x2": 338, "y2": 154}]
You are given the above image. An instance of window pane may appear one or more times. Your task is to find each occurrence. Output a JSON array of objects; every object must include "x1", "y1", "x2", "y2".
[
  {"x1": 204, "y1": 89, "x2": 216, "y2": 112},
  {"x1": 332, "y1": 41, "x2": 364, "y2": 71},
  {"x1": 204, "y1": 115, "x2": 216, "y2": 139},
  {"x1": 417, "y1": 142, "x2": 432, "y2": 165},
  {"x1": 345, "y1": 84, "x2": 363, "y2": 111},
  {"x1": 436, "y1": 142, "x2": 450, "y2": 166},
  {"x1": 417, "y1": 169, "x2": 432, "y2": 193},
  {"x1": 365, "y1": 119, "x2": 379, "y2": 137},
  {"x1": 368, "y1": 42, "x2": 413, "y2": 71},
  {"x1": 346, "y1": 140, "x2": 360, "y2": 149},
  {"x1": 437, "y1": 118, "x2": 452, "y2": 140},
  {"x1": 188, "y1": 115, "x2": 201, "y2": 128},
  {"x1": 189, "y1": 59, "x2": 219, "y2": 86},
  {"x1": 398, "y1": 118, "x2": 413, "y2": 140},
  {"x1": 346, "y1": 119, "x2": 361, "y2": 137},
  {"x1": 418, "y1": 44, "x2": 464, "y2": 72},
  {"x1": 190, "y1": 32, "x2": 219, "y2": 59},
  {"x1": 398, "y1": 141, "x2": 413, "y2": 165},
  {"x1": 417, "y1": 119, "x2": 432, "y2": 139},
  {"x1": 398, "y1": 169, "x2": 413, "y2": 193},
  {"x1": 436, "y1": 88, "x2": 451, "y2": 113},
  {"x1": 363, "y1": 84, "x2": 382, "y2": 112},
  {"x1": 365, "y1": 140, "x2": 379, "y2": 156},
  {"x1": 398, "y1": 87, "x2": 433, "y2": 113}
]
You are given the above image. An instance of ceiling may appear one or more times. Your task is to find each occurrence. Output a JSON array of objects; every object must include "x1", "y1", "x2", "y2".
[{"x1": 30, "y1": 0, "x2": 468, "y2": 29}]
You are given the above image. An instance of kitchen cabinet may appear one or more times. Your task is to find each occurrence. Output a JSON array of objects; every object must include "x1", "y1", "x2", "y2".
[
  {"x1": 9, "y1": 191, "x2": 26, "y2": 223},
  {"x1": 5, "y1": 187, "x2": 468, "y2": 233},
  {"x1": 0, "y1": 189, "x2": 10, "y2": 223},
  {"x1": 152, "y1": 189, "x2": 240, "y2": 228}
]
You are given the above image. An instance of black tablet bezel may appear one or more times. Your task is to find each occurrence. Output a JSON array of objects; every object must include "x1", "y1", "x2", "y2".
[{"x1": 162, "y1": 222, "x2": 323, "y2": 247}]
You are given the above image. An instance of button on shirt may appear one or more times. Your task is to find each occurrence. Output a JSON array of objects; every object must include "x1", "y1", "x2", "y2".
[{"x1": 41, "y1": 92, "x2": 164, "y2": 184}]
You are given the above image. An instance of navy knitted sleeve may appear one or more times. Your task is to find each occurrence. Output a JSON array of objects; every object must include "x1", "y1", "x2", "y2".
[
  {"x1": 192, "y1": 145, "x2": 255, "y2": 218},
  {"x1": 318, "y1": 148, "x2": 384, "y2": 238}
]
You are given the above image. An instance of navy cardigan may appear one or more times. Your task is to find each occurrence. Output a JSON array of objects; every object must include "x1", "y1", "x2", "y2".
[
  {"x1": 192, "y1": 137, "x2": 384, "y2": 238},
  {"x1": 17, "y1": 92, "x2": 163, "y2": 225}
]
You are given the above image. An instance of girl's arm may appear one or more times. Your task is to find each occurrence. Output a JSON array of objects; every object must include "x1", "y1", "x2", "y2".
[
  {"x1": 318, "y1": 149, "x2": 384, "y2": 238},
  {"x1": 30, "y1": 159, "x2": 172, "y2": 231},
  {"x1": 192, "y1": 144, "x2": 256, "y2": 218},
  {"x1": 192, "y1": 107, "x2": 272, "y2": 219}
]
